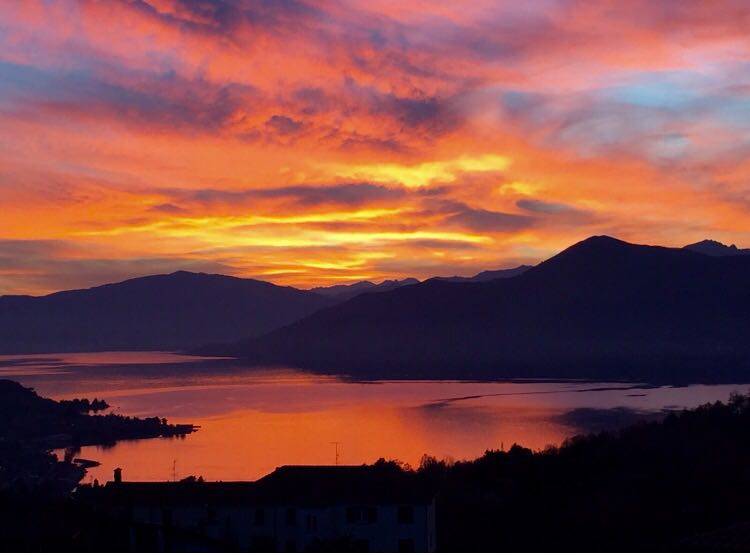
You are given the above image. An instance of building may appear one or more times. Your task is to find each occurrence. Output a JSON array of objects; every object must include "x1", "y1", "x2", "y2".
[{"x1": 81, "y1": 464, "x2": 436, "y2": 552}]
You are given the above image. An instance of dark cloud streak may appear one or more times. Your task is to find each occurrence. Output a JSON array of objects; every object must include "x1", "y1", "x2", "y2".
[{"x1": 156, "y1": 183, "x2": 407, "y2": 209}]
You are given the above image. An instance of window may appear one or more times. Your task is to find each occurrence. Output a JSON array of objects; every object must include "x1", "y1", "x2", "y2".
[
  {"x1": 347, "y1": 506, "x2": 378, "y2": 524},
  {"x1": 254, "y1": 508, "x2": 265, "y2": 526},
  {"x1": 398, "y1": 538, "x2": 415, "y2": 552},
  {"x1": 306, "y1": 514, "x2": 317, "y2": 532},
  {"x1": 285, "y1": 507, "x2": 297, "y2": 526},
  {"x1": 397, "y1": 505, "x2": 414, "y2": 524}
]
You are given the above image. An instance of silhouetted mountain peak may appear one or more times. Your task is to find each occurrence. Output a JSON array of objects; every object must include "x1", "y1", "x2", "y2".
[
  {"x1": 164, "y1": 270, "x2": 243, "y2": 281},
  {"x1": 100, "y1": 270, "x2": 286, "y2": 293},
  {"x1": 569, "y1": 235, "x2": 630, "y2": 251},
  {"x1": 536, "y1": 235, "x2": 638, "y2": 270},
  {"x1": 683, "y1": 239, "x2": 749, "y2": 257},
  {"x1": 346, "y1": 281, "x2": 378, "y2": 289},
  {"x1": 380, "y1": 278, "x2": 419, "y2": 287},
  {"x1": 168, "y1": 270, "x2": 204, "y2": 278},
  {"x1": 530, "y1": 235, "x2": 713, "y2": 285}
]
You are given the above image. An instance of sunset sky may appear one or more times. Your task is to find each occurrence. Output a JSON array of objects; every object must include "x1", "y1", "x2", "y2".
[{"x1": 2, "y1": 1, "x2": 750, "y2": 294}]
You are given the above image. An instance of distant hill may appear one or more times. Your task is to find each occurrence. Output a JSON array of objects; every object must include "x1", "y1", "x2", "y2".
[
  {"x1": 432, "y1": 264, "x2": 532, "y2": 283},
  {"x1": 0, "y1": 271, "x2": 333, "y2": 354},
  {"x1": 311, "y1": 266, "x2": 531, "y2": 301},
  {"x1": 201, "y1": 236, "x2": 750, "y2": 382},
  {"x1": 311, "y1": 278, "x2": 419, "y2": 301},
  {"x1": 683, "y1": 239, "x2": 750, "y2": 257}
]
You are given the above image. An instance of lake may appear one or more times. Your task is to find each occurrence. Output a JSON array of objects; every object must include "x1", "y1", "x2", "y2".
[{"x1": 2, "y1": 351, "x2": 746, "y2": 483}]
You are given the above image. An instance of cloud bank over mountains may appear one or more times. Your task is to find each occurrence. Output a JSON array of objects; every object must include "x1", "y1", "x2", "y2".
[{"x1": 1, "y1": 1, "x2": 750, "y2": 293}]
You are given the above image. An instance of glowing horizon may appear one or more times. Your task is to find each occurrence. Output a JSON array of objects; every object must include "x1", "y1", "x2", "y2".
[{"x1": 2, "y1": 1, "x2": 750, "y2": 295}]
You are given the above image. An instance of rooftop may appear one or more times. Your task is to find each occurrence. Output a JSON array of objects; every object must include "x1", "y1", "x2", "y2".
[{"x1": 87, "y1": 464, "x2": 434, "y2": 507}]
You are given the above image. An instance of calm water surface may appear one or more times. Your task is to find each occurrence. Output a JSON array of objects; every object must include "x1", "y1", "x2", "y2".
[{"x1": 2, "y1": 352, "x2": 746, "y2": 482}]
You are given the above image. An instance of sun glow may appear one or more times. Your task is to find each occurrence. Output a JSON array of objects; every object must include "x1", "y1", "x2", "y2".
[
  {"x1": 328, "y1": 155, "x2": 512, "y2": 188},
  {"x1": 2, "y1": 1, "x2": 750, "y2": 293}
]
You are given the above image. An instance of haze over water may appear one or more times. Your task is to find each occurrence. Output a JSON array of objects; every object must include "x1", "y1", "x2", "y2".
[{"x1": 2, "y1": 352, "x2": 745, "y2": 483}]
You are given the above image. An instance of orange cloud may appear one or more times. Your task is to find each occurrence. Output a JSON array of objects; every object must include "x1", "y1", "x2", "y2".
[{"x1": 1, "y1": 0, "x2": 750, "y2": 293}]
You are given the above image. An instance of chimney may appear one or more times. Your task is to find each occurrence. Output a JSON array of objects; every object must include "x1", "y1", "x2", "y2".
[{"x1": 114, "y1": 467, "x2": 122, "y2": 484}]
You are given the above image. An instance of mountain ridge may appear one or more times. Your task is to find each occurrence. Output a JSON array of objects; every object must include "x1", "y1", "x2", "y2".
[
  {"x1": 430, "y1": 264, "x2": 532, "y2": 283},
  {"x1": 310, "y1": 277, "x2": 420, "y2": 301},
  {"x1": 0, "y1": 261, "x2": 555, "y2": 354},
  {"x1": 683, "y1": 239, "x2": 750, "y2": 257},
  {"x1": 0, "y1": 271, "x2": 334, "y2": 354},
  {"x1": 199, "y1": 235, "x2": 750, "y2": 383}
]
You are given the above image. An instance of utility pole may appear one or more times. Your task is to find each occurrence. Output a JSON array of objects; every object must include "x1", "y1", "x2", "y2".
[
  {"x1": 172, "y1": 459, "x2": 177, "y2": 482},
  {"x1": 330, "y1": 442, "x2": 341, "y2": 465}
]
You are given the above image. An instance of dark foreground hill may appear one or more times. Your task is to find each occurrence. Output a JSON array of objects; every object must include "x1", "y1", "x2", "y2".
[
  {"x1": 0, "y1": 379, "x2": 194, "y2": 449},
  {"x1": 203, "y1": 236, "x2": 750, "y2": 382},
  {"x1": 0, "y1": 271, "x2": 333, "y2": 354},
  {"x1": 427, "y1": 392, "x2": 750, "y2": 550},
  {"x1": 0, "y1": 378, "x2": 194, "y2": 498}
]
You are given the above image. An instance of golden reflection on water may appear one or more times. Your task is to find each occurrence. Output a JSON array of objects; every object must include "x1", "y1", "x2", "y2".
[
  {"x1": 72, "y1": 401, "x2": 573, "y2": 482},
  {"x1": 5, "y1": 352, "x2": 743, "y2": 483}
]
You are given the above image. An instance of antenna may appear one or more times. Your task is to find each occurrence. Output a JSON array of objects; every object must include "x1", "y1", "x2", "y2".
[{"x1": 330, "y1": 442, "x2": 341, "y2": 465}]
